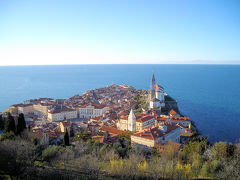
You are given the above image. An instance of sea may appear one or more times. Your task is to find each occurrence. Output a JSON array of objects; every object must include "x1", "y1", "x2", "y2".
[{"x1": 0, "y1": 64, "x2": 239, "y2": 143}]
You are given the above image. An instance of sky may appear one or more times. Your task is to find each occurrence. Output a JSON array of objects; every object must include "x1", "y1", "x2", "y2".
[{"x1": 0, "y1": 0, "x2": 240, "y2": 65}]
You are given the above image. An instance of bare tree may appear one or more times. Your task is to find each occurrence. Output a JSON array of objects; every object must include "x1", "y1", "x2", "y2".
[{"x1": 0, "y1": 138, "x2": 37, "y2": 180}]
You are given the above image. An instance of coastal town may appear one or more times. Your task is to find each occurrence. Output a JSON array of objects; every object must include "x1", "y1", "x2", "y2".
[{"x1": 1, "y1": 74, "x2": 193, "y2": 151}]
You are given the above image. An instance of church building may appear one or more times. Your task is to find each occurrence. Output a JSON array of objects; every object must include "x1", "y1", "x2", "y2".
[
  {"x1": 117, "y1": 109, "x2": 155, "y2": 132},
  {"x1": 149, "y1": 73, "x2": 165, "y2": 109}
]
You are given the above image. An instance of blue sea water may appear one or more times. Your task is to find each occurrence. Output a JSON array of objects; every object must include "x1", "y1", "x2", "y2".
[{"x1": 0, "y1": 64, "x2": 239, "y2": 143}]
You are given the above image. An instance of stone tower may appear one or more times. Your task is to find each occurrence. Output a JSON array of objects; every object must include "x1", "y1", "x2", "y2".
[
  {"x1": 151, "y1": 73, "x2": 156, "y2": 90},
  {"x1": 128, "y1": 109, "x2": 136, "y2": 132},
  {"x1": 150, "y1": 73, "x2": 156, "y2": 99}
]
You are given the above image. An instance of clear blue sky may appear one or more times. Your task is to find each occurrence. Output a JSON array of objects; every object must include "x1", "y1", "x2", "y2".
[{"x1": 0, "y1": 0, "x2": 240, "y2": 65}]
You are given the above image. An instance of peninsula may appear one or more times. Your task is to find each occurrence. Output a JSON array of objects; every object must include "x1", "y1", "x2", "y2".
[
  {"x1": 0, "y1": 74, "x2": 238, "y2": 180},
  {"x1": 3, "y1": 73, "x2": 193, "y2": 148}
]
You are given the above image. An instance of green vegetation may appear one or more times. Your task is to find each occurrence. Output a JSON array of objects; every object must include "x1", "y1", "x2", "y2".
[
  {"x1": 165, "y1": 95, "x2": 175, "y2": 101},
  {"x1": 74, "y1": 128, "x2": 91, "y2": 142},
  {"x1": 152, "y1": 107, "x2": 161, "y2": 111},
  {"x1": 4, "y1": 113, "x2": 16, "y2": 134}
]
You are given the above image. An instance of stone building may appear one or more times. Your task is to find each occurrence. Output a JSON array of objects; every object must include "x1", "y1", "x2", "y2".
[
  {"x1": 117, "y1": 110, "x2": 155, "y2": 132},
  {"x1": 131, "y1": 123, "x2": 181, "y2": 148},
  {"x1": 79, "y1": 104, "x2": 107, "y2": 119},
  {"x1": 48, "y1": 107, "x2": 78, "y2": 122}
]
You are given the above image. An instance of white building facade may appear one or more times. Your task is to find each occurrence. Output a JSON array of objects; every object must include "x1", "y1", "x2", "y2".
[
  {"x1": 79, "y1": 104, "x2": 107, "y2": 119},
  {"x1": 18, "y1": 104, "x2": 34, "y2": 115},
  {"x1": 48, "y1": 108, "x2": 78, "y2": 122}
]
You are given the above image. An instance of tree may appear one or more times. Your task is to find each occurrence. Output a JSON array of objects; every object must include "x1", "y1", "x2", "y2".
[
  {"x1": 75, "y1": 128, "x2": 91, "y2": 142},
  {"x1": 0, "y1": 138, "x2": 37, "y2": 180},
  {"x1": 64, "y1": 128, "x2": 70, "y2": 146},
  {"x1": 70, "y1": 125, "x2": 74, "y2": 137},
  {"x1": 16, "y1": 113, "x2": 26, "y2": 135},
  {"x1": 4, "y1": 113, "x2": 16, "y2": 134},
  {"x1": 0, "y1": 115, "x2": 4, "y2": 130},
  {"x1": 211, "y1": 142, "x2": 228, "y2": 160},
  {"x1": 104, "y1": 131, "x2": 111, "y2": 143},
  {"x1": 42, "y1": 145, "x2": 64, "y2": 163},
  {"x1": 113, "y1": 137, "x2": 130, "y2": 158}
]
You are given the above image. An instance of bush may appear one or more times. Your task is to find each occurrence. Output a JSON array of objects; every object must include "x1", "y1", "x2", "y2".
[
  {"x1": 42, "y1": 145, "x2": 64, "y2": 163},
  {"x1": 0, "y1": 131, "x2": 15, "y2": 141}
]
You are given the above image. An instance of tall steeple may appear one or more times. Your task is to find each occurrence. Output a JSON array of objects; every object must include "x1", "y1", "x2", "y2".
[
  {"x1": 151, "y1": 72, "x2": 156, "y2": 90},
  {"x1": 150, "y1": 72, "x2": 156, "y2": 99},
  {"x1": 128, "y1": 109, "x2": 136, "y2": 132}
]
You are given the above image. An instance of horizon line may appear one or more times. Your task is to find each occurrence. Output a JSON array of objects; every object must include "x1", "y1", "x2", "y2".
[{"x1": 1, "y1": 63, "x2": 240, "y2": 67}]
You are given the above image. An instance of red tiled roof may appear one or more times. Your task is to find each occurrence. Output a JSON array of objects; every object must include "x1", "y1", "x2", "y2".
[
  {"x1": 136, "y1": 115, "x2": 154, "y2": 123},
  {"x1": 169, "y1": 109, "x2": 177, "y2": 115},
  {"x1": 31, "y1": 130, "x2": 44, "y2": 140},
  {"x1": 180, "y1": 132, "x2": 192, "y2": 137},
  {"x1": 172, "y1": 117, "x2": 190, "y2": 120},
  {"x1": 91, "y1": 116, "x2": 102, "y2": 121},
  {"x1": 120, "y1": 115, "x2": 128, "y2": 120},
  {"x1": 118, "y1": 111, "x2": 128, "y2": 116},
  {"x1": 93, "y1": 136, "x2": 104, "y2": 143},
  {"x1": 156, "y1": 117, "x2": 168, "y2": 121},
  {"x1": 170, "y1": 119, "x2": 191, "y2": 123},
  {"x1": 100, "y1": 126, "x2": 126, "y2": 136},
  {"x1": 132, "y1": 123, "x2": 179, "y2": 140},
  {"x1": 48, "y1": 107, "x2": 76, "y2": 114},
  {"x1": 79, "y1": 104, "x2": 106, "y2": 109}
]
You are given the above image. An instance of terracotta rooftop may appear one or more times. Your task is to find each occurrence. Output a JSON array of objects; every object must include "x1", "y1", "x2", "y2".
[
  {"x1": 172, "y1": 116, "x2": 190, "y2": 121},
  {"x1": 48, "y1": 107, "x2": 76, "y2": 114},
  {"x1": 92, "y1": 136, "x2": 105, "y2": 143},
  {"x1": 132, "y1": 123, "x2": 179, "y2": 140},
  {"x1": 91, "y1": 116, "x2": 102, "y2": 121},
  {"x1": 100, "y1": 125, "x2": 127, "y2": 136},
  {"x1": 31, "y1": 130, "x2": 44, "y2": 140},
  {"x1": 136, "y1": 115, "x2": 154, "y2": 123},
  {"x1": 169, "y1": 109, "x2": 177, "y2": 115},
  {"x1": 79, "y1": 103, "x2": 106, "y2": 109},
  {"x1": 180, "y1": 131, "x2": 193, "y2": 137},
  {"x1": 120, "y1": 115, "x2": 128, "y2": 120},
  {"x1": 156, "y1": 117, "x2": 168, "y2": 121}
]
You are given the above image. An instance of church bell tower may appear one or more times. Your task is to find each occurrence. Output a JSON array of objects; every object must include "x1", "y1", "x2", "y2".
[
  {"x1": 128, "y1": 109, "x2": 136, "y2": 132},
  {"x1": 150, "y1": 73, "x2": 156, "y2": 99}
]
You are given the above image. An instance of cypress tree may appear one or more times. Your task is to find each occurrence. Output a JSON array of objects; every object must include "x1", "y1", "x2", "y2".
[
  {"x1": 16, "y1": 113, "x2": 26, "y2": 134},
  {"x1": 70, "y1": 125, "x2": 74, "y2": 137},
  {"x1": 0, "y1": 115, "x2": 4, "y2": 130},
  {"x1": 5, "y1": 113, "x2": 16, "y2": 134},
  {"x1": 20, "y1": 113, "x2": 26, "y2": 130},
  {"x1": 64, "y1": 128, "x2": 70, "y2": 146}
]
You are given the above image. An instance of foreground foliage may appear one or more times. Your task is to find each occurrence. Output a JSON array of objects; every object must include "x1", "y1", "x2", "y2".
[{"x1": 0, "y1": 130, "x2": 240, "y2": 180}]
